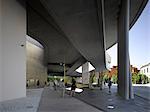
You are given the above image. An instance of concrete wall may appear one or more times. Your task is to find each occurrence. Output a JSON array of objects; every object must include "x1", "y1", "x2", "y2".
[
  {"x1": 0, "y1": 0, "x2": 26, "y2": 101},
  {"x1": 26, "y1": 38, "x2": 47, "y2": 87}
]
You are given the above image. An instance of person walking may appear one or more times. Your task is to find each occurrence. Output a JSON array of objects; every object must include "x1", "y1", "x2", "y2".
[
  {"x1": 53, "y1": 80, "x2": 57, "y2": 90},
  {"x1": 70, "y1": 78, "x2": 76, "y2": 96},
  {"x1": 37, "y1": 80, "x2": 40, "y2": 87},
  {"x1": 108, "y1": 78, "x2": 112, "y2": 93}
]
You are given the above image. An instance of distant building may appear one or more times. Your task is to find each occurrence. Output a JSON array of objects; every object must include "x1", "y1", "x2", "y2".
[
  {"x1": 131, "y1": 65, "x2": 140, "y2": 74},
  {"x1": 140, "y1": 63, "x2": 150, "y2": 78},
  {"x1": 106, "y1": 52, "x2": 111, "y2": 70},
  {"x1": 108, "y1": 65, "x2": 139, "y2": 78},
  {"x1": 109, "y1": 66, "x2": 118, "y2": 78}
]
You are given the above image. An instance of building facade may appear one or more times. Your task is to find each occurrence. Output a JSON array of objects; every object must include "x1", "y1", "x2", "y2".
[
  {"x1": 140, "y1": 63, "x2": 150, "y2": 78},
  {"x1": 108, "y1": 65, "x2": 139, "y2": 78}
]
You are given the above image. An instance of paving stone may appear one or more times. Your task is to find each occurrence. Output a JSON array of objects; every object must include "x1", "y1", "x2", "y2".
[{"x1": 0, "y1": 88, "x2": 43, "y2": 112}]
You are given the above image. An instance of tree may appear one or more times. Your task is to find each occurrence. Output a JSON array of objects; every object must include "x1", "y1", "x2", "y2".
[
  {"x1": 103, "y1": 74, "x2": 109, "y2": 83},
  {"x1": 141, "y1": 74, "x2": 149, "y2": 84},
  {"x1": 112, "y1": 74, "x2": 117, "y2": 84},
  {"x1": 132, "y1": 73, "x2": 137, "y2": 84},
  {"x1": 133, "y1": 73, "x2": 149, "y2": 84}
]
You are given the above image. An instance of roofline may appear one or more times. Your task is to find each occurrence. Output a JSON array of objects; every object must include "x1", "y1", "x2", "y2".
[
  {"x1": 140, "y1": 63, "x2": 150, "y2": 69},
  {"x1": 107, "y1": 0, "x2": 148, "y2": 50},
  {"x1": 129, "y1": 0, "x2": 148, "y2": 29}
]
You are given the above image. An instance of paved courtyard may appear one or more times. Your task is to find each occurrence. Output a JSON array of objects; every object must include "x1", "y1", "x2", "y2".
[
  {"x1": 133, "y1": 83, "x2": 150, "y2": 100},
  {"x1": 0, "y1": 84, "x2": 149, "y2": 112},
  {"x1": 75, "y1": 85, "x2": 150, "y2": 112},
  {"x1": 0, "y1": 87, "x2": 102, "y2": 112},
  {"x1": 109, "y1": 83, "x2": 150, "y2": 100},
  {"x1": 37, "y1": 87, "x2": 102, "y2": 112}
]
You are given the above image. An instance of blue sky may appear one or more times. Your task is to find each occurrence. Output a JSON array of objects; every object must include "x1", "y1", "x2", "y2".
[{"x1": 107, "y1": 1, "x2": 150, "y2": 69}]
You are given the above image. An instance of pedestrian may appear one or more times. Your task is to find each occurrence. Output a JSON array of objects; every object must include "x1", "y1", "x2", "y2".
[
  {"x1": 108, "y1": 78, "x2": 112, "y2": 93},
  {"x1": 37, "y1": 80, "x2": 40, "y2": 87},
  {"x1": 53, "y1": 80, "x2": 57, "y2": 90},
  {"x1": 70, "y1": 78, "x2": 76, "y2": 96},
  {"x1": 45, "y1": 81, "x2": 47, "y2": 86},
  {"x1": 26, "y1": 80, "x2": 29, "y2": 87}
]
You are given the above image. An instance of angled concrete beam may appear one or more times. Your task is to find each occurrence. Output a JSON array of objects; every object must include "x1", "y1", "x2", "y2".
[
  {"x1": 40, "y1": 0, "x2": 106, "y2": 72},
  {"x1": 66, "y1": 57, "x2": 86, "y2": 75}
]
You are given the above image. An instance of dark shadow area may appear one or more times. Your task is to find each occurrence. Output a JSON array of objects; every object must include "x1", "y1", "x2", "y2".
[{"x1": 75, "y1": 86, "x2": 150, "y2": 112}]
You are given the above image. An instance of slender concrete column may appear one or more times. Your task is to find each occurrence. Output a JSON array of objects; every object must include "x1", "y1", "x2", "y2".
[
  {"x1": 95, "y1": 72, "x2": 100, "y2": 85},
  {"x1": 99, "y1": 72, "x2": 103, "y2": 90},
  {"x1": 82, "y1": 62, "x2": 90, "y2": 85},
  {"x1": 118, "y1": 0, "x2": 133, "y2": 100},
  {"x1": 89, "y1": 71, "x2": 94, "y2": 89},
  {"x1": 0, "y1": 0, "x2": 2, "y2": 102},
  {"x1": 129, "y1": 62, "x2": 134, "y2": 99}
]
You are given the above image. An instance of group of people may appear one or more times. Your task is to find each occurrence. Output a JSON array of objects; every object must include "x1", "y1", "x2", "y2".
[
  {"x1": 69, "y1": 78, "x2": 112, "y2": 94},
  {"x1": 52, "y1": 78, "x2": 76, "y2": 96},
  {"x1": 52, "y1": 77, "x2": 112, "y2": 96},
  {"x1": 26, "y1": 80, "x2": 40, "y2": 87}
]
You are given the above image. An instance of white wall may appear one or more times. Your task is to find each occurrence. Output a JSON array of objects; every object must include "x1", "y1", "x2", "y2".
[
  {"x1": 0, "y1": 0, "x2": 26, "y2": 101},
  {"x1": 140, "y1": 64, "x2": 150, "y2": 78},
  {"x1": 0, "y1": 0, "x2": 2, "y2": 102}
]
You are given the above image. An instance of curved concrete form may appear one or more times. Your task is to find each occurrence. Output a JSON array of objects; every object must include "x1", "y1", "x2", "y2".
[
  {"x1": 0, "y1": 0, "x2": 148, "y2": 102},
  {"x1": 26, "y1": 0, "x2": 148, "y2": 75}
]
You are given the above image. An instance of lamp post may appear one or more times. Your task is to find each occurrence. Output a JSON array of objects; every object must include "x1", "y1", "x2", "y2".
[{"x1": 62, "y1": 63, "x2": 66, "y2": 98}]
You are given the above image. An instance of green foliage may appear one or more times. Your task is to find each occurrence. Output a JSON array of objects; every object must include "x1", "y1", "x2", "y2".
[
  {"x1": 132, "y1": 73, "x2": 137, "y2": 84},
  {"x1": 131, "y1": 73, "x2": 149, "y2": 84},
  {"x1": 47, "y1": 76, "x2": 63, "y2": 82},
  {"x1": 141, "y1": 74, "x2": 149, "y2": 84},
  {"x1": 93, "y1": 75, "x2": 98, "y2": 83},
  {"x1": 89, "y1": 73, "x2": 95, "y2": 83},
  {"x1": 112, "y1": 74, "x2": 117, "y2": 84},
  {"x1": 65, "y1": 76, "x2": 73, "y2": 84},
  {"x1": 103, "y1": 74, "x2": 109, "y2": 81},
  {"x1": 101, "y1": 72, "x2": 149, "y2": 84},
  {"x1": 47, "y1": 76, "x2": 55, "y2": 82}
]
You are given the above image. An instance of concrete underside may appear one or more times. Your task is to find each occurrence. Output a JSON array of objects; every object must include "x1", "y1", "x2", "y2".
[
  {"x1": 26, "y1": 0, "x2": 148, "y2": 74},
  {"x1": 0, "y1": 0, "x2": 148, "y2": 102}
]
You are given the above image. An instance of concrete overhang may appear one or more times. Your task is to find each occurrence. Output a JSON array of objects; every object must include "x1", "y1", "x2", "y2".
[{"x1": 24, "y1": 0, "x2": 148, "y2": 75}]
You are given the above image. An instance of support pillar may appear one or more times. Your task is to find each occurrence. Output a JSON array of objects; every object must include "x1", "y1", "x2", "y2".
[
  {"x1": 0, "y1": 0, "x2": 2, "y2": 102},
  {"x1": 99, "y1": 72, "x2": 103, "y2": 90},
  {"x1": 118, "y1": 0, "x2": 134, "y2": 100},
  {"x1": 82, "y1": 62, "x2": 90, "y2": 85}
]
